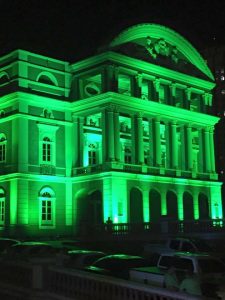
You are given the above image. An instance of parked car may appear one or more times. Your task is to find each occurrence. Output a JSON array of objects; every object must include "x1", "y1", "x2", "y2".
[
  {"x1": 6, "y1": 241, "x2": 58, "y2": 262},
  {"x1": 143, "y1": 237, "x2": 214, "y2": 257},
  {"x1": 85, "y1": 254, "x2": 150, "y2": 279},
  {"x1": 0, "y1": 238, "x2": 20, "y2": 254},
  {"x1": 65, "y1": 250, "x2": 106, "y2": 269},
  {"x1": 130, "y1": 251, "x2": 225, "y2": 298},
  {"x1": 40, "y1": 239, "x2": 84, "y2": 251}
]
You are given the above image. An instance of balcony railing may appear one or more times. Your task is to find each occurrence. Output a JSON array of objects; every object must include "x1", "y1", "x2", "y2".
[
  {"x1": 81, "y1": 219, "x2": 225, "y2": 239},
  {"x1": 40, "y1": 164, "x2": 56, "y2": 175},
  {"x1": 0, "y1": 260, "x2": 205, "y2": 300},
  {"x1": 72, "y1": 163, "x2": 213, "y2": 181}
]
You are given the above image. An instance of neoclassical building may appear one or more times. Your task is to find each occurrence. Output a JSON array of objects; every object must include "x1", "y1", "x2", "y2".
[{"x1": 0, "y1": 24, "x2": 222, "y2": 237}]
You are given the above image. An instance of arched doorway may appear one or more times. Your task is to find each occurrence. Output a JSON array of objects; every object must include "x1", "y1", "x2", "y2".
[
  {"x1": 166, "y1": 191, "x2": 178, "y2": 220},
  {"x1": 183, "y1": 192, "x2": 194, "y2": 220},
  {"x1": 130, "y1": 188, "x2": 143, "y2": 223},
  {"x1": 87, "y1": 190, "x2": 103, "y2": 225},
  {"x1": 198, "y1": 193, "x2": 210, "y2": 220},
  {"x1": 149, "y1": 189, "x2": 161, "y2": 222}
]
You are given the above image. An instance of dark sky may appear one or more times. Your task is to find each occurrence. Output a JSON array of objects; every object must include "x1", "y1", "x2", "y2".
[{"x1": 0, "y1": 0, "x2": 225, "y2": 62}]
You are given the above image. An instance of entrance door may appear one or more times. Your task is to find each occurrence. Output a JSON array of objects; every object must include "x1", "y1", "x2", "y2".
[
  {"x1": 130, "y1": 188, "x2": 143, "y2": 223},
  {"x1": 198, "y1": 193, "x2": 210, "y2": 220},
  {"x1": 87, "y1": 190, "x2": 103, "y2": 225},
  {"x1": 183, "y1": 192, "x2": 194, "y2": 220},
  {"x1": 166, "y1": 191, "x2": 178, "y2": 220},
  {"x1": 149, "y1": 189, "x2": 161, "y2": 222}
]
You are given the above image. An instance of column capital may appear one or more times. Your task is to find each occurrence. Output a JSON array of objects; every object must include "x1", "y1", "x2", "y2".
[
  {"x1": 204, "y1": 126, "x2": 210, "y2": 133},
  {"x1": 170, "y1": 121, "x2": 177, "y2": 126},
  {"x1": 154, "y1": 116, "x2": 161, "y2": 123},
  {"x1": 153, "y1": 79, "x2": 160, "y2": 91},
  {"x1": 135, "y1": 112, "x2": 143, "y2": 118},
  {"x1": 106, "y1": 104, "x2": 116, "y2": 112},
  {"x1": 169, "y1": 83, "x2": 176, "y2": 96},
  {"x1": 72, "y1": 113, "x2": 78, "y2": 122},
  {"x1": 185, "y1": 88, "x2": 192, "y2": 100}
]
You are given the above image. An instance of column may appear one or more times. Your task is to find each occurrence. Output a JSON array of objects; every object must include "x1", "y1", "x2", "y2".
[
  {"x1": 151, "y1": 118, "x2": 161, "y2": 166},
  {"x1": 200, "y1": 93, "x2": 207, "y2": 113},
  {"x1": 18, "y1": 102, "x2": 28, "y2": 173},
  {"x1": 204, "y1": 127, "x2": 211, "y2": 172},
  {"x1": 107, "y1": 109, "x2": 115, "y2": 161},
  {"x1": 186, "y1": 125, "x2": 193, "y2": 170},
  {"x1": 102, "y1": 106, "x2": 116, "y2": 162},
  {"x1": 65, "y1": 181, "x2": 72, "y2": 226},
  {"x1": 10, "y1": 179, "x2": 18, "y2": 225},
  {"x1": 184, "y1": 88, "x2": 191, "y2": 109},
  {"x1": 171, "y1": 122, "x2": 178, "y2": 169},
  {"x1": 181, "y1": 125, "x2": 193, "y2": 171},
  {"x1": 161, "y1": 190, "x2": 167, "y2": 216},
  {"x1": 72, "y1": 115, "x2": 79, "y2": 167},
  {"x1": 134, "y1": 72, "x2": 142, "y2": 98},
  {"x1": 131, "y1": 115, "x2": 136, "y2": 164},
  {"x1": 18, "y1": 117, "x2": 28, "y2": 172},
  {"x1": 78, "y1": 117, "x2": 84, "y2": 166},
  {"x1": 143, "y1": 189, "x2": 150, "y2": 222},
  {"x1": 169, "y1": 83, "x2": 176, "y2": 106},
  {"x1": 114, "y1": 110, "x2": 120, "y2": 161},
  {"x1": 17, "y1": 180, "x2": 28, "y2": 224},
  {"x1": 210, "y1": 186, "x2": 223, "y2": 219},
  {"x1": 209, "y1": 127, "x2": 215, "y2": 172},
  {"x1": 177, "y1": 191, "x2": 184, "y2": 221},
  {"x1": 165, "y1": 122, "x2": 170, "y2": 168},
  {"x1": 65, "y1": 112, "x2": 73, "y2": 176},
  {"x1": 148, "y1": 119, "x2": 153, "y2": 166},
  {"x1": 153, "y1": 79, "x2": 160, "y2": 102},
  {"x1": 136, "y1": 114, "x2": 144, "y2": 164},
  {"x1": 193, "y1": 191, "x2": 199, "y2": 220},
  {"x1": 102, "y1": 65, "x2": 117, "y2": 92},
  {"x1": 198, "y1": 128, "x2": 204, "y2": 173}
]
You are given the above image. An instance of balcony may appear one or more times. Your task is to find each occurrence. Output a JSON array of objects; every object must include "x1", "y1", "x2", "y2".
[
  {"x1": 72, "y1": 162, "x2": 214, "y2": 181},
  {"x1": 40, "y1": 164, "x2": 56, "y2": 175}
]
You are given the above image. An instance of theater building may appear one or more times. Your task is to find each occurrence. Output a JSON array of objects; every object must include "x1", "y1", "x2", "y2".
[{"x1": 0, "y1": 23, "x2": 222, "y2": 237}]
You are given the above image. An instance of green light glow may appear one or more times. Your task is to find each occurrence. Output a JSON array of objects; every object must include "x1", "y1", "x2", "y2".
[{"x1": 0, "y1": 24, "x2": 222, "y2": 238}]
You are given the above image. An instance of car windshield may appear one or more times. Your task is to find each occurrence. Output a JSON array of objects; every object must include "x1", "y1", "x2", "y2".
[
  {"x1": 198, "y1": 259, "x2": 225, "y2": 273},
  {"x1": 94, "y1": 256, "x2": 149, "y2": 271},
  {"x1": 190, "y1": 239, "x2": 212, "y2": 252}
]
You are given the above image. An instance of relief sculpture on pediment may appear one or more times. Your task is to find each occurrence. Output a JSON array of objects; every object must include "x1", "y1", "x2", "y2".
[{"x1": 145, "y1": 36, "x2": 179, "y2": 63}]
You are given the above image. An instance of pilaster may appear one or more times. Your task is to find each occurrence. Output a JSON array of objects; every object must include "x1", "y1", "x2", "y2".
[
  {"x1": 209, "y1": 127, "x2": 215, "y2": 173},
  {"x1": 114, "y1": 110, "x2": 120, "y2": 161},
  {"x1": 204, "y1": 127, "x2": 211, "y2": 172}
]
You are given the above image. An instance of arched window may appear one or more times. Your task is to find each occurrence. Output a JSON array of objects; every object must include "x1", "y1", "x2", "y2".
[
  {"x1": 39, "y1": 187, "x2": 55, "y2": 227},
  {"x1": 42, "y1": 137, "x2": 51, "y2": 163},
  {"x1": 0, "y1": 72, "x2": 10, "y2": 86},
  {"x1": 0, "y1": 110, "x2": 5, "y2": 118},
  {"x1": 0, "y1": 134, "x2": 7, "y2": 162},
  {"x1": 36, "y1": 72, "x2": 58, "y2": 86},
  {"x1": 0, "y1": 188, "x2": 5, "y2": 225}
]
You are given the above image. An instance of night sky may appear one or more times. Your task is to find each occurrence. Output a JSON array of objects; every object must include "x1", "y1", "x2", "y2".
[{"x1": 0, "y1": 0, "x2": 225, "y2": 62}]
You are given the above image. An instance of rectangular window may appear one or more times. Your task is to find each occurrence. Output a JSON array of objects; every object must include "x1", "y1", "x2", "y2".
[
  {"x1": 0, "y1": 200, "x2": 4, "y2": 224},
  {"x1": 125, "y1": 149, "x2": 132, "y2": 164},
  {"x1": 43, "y1": 144, "x2": 51, "y2": 162},
  {"x1": 118, "y1": 74, "x2": 131, "y2": 96},
  {"x1": 88, "y1": 150, "x2": 97, "y2": 165},
  {"x1": 42, "y1": 200, "x2": 52, "y2": 223},
  {"x1": 0, "y1": 144, "x2": 5, "y2": 162}
]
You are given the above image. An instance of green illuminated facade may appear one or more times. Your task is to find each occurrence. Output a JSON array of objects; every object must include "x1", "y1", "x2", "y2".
[{"x1": 0, "y1": 24, "x2": 222, "y2": 237}]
